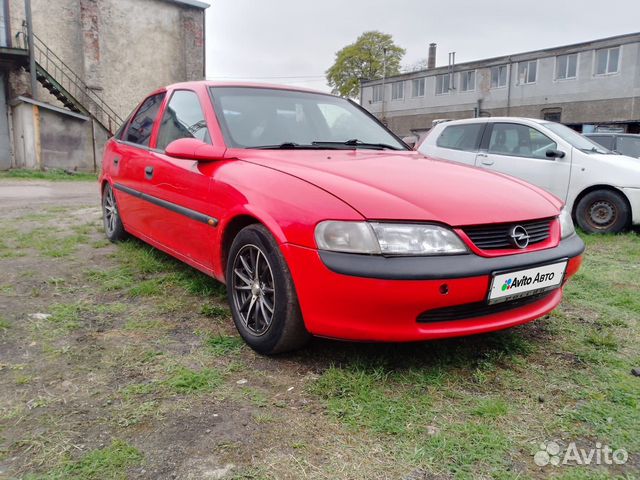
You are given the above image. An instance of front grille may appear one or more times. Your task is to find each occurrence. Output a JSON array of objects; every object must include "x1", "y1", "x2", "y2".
[
  {"x1": 462, "y1": 218, "x2": 552, "y2": 250},
  {"x1": 416, "y1": 292, "x2": 553, "y2": 323}
]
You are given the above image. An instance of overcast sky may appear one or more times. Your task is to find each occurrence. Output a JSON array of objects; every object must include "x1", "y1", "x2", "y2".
[{"x1": 204, "y1": 0, "x2": 640, "y2": 93}]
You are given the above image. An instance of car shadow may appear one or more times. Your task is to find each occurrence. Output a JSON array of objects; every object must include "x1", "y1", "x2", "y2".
[{"x1": 280, "y1": 321, "x2": 549, "y2": 375}]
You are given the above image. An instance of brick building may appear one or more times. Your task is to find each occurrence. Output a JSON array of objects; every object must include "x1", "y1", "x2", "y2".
[{"x1": 0, "y1": 0, "x2": 208, "y2": 171}]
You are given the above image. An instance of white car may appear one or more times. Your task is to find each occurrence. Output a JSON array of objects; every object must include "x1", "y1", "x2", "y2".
[{"x1": 419, "y1": 117, "x2": 640, "y2": 233}]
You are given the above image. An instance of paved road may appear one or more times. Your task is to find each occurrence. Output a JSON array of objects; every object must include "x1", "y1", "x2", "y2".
[{"x1": 0, "y1": 180, "x2": 99, "y2": 208}]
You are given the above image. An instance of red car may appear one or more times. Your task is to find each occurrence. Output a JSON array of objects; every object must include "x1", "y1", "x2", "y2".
[{"x1": 100, "y1": 82, "x2": 584, "y2": 354}]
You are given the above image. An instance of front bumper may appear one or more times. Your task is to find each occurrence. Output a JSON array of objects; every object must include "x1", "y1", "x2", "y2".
[
  {"x1": 282, "y1": 234, "x2": 584, "y2": 342},
  {"x1": 622, "y1": 187, "x2": 640, "y2": 225}
]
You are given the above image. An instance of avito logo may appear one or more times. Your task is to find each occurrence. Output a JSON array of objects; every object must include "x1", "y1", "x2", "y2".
[{"x1": 502, "y1": 271, "x2": 555, "y2": 291}]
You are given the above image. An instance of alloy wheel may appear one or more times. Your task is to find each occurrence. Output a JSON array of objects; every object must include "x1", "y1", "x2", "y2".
[
  {"x1": 231, "y1": 244, "x2": 276, "y2": 336},
  {"x1": 103, "y1": 187, "x2": 118, "y2": 236}
]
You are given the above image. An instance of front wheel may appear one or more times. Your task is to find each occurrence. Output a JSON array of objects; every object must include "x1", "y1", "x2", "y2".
[
  {"x1": 226, "y1": 224, "x2": 310, "y2": 355},
  {"x1": 575, "y1": 189, "x2": 630, "y2": 234}
]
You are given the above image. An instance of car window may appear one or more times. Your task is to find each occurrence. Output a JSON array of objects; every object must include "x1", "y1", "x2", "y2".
[
  {"x1": 436, "y1": 124, "x2": 484, "y2": 151},
  {"x1": 156, "y1": 90, "x2": 211, "y2": 150},
  {"x1": 488, "y1": 123, "x2": 557, "y2": 159},
  {"x1": 617, "y1": 137, "x2": 640, "y2": 158},
  {"x1": 588, "y1": 135, "x2": 615, "y2": 150},
  {"x1": 124, "y1": 93, "x2": 165, "y2": 147}
]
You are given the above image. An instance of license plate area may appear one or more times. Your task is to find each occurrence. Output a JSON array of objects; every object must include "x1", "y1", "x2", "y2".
[{"x1": 487, "y1": 260, "x2": 568, "y2": 305}]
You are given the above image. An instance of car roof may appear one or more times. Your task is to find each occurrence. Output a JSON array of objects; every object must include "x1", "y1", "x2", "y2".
[
  {"x1": 435, "y1": 117, "x2": 549, "y2": 126},
  {"x1": 585, "y1": 132, "x2": 640, "y2": 137},
  {"x1": 164, "y1": 80, "x2": 330, "y2": 96}
]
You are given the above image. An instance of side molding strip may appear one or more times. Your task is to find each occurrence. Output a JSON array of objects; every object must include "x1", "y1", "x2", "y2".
[{"x1": 113, "y1": 183, "x2": 218, "y2": 227}]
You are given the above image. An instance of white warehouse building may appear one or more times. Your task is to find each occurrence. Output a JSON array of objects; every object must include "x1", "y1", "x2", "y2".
[{"x1": 360, "y1": 32, "x2": 640, "y2": 139}]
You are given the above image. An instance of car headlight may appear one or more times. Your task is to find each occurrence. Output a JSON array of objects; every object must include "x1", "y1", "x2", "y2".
[
  {"x1": 559, "y1": 207, "x2": 575, "y2": 239},
  {"x1": 314, "y1": 221, "x2": 468, "y2": 255}
]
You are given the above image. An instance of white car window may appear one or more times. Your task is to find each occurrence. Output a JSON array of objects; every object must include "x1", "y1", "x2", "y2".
[
  {"x1": 617, "y1": 137, "x2": 640, "y2": 158},
  {"x1": 488, "y1": 124, "x2": 556, "y2": 159},
  {"x1": 436, "y1": 124, "x2": 484, "y2": 151}
]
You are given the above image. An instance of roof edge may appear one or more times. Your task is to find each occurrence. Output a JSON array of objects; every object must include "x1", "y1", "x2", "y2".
[{"x1": 164, "y1": 0, "x2": 209, "y2": 10}]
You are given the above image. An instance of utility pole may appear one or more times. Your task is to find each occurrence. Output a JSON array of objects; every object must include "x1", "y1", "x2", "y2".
[
  {"x1": 25, "y1": 0, "x2": 37, "y2": 100},
  {"x1": 380, "y1": 47, "x2": 387, "y2": 124}
]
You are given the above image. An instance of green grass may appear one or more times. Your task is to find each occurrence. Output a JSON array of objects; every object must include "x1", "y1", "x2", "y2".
[
  {"x1": 307, "y1": 231, "x2": 640, "y2": 478},
  {"x1": 166, "y1": 366, "x2": 223, "y2": 394},
  {"x1": 25, "y1": 440, "x2": 142, "y2": 480},
  {"x1": 205, "y1": 334, "x2": 244, "y2": 356},
  {"x1": 201, "y1": 303, "x2": 230, "y2": 319},
  {"x1": 14, "y1": 227, "x2": 89, "y2": 258},
  {"x1": 0, "y1": 316, "x2": 9, "y2": 331},
  {"x1": 0, "y1": 169, "x2": 97, "y2": 182}
]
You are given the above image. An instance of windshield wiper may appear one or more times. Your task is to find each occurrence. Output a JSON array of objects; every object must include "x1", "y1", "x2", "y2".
[
  {"x1": 312, "y1": 139, "x2": 402, "y2": 150},
  {"x1": 253, "y1": 142, "x2": 322, "y2": 150},
  {"x1": 580, "y1": 147, "x2": 607, "y2": 154}
]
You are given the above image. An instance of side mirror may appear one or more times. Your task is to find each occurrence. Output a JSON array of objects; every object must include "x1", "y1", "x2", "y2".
[
  {"x1": 546, "y1": 149, "x2": 566, "y2": 159},
  {"x1": 165, "y1": 138, "x2": 226, "y2": 162}
]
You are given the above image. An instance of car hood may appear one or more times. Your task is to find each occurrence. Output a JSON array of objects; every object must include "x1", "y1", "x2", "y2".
[
  {"x1": 584, "y1": 152, "x2": 640, "y2": 182},
  {"x1": 235, "y1": 150, "x2": 562, "y2": 226}
]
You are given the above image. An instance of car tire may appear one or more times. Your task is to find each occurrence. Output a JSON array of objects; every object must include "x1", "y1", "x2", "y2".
[
  {"x1": 102, "y1": 183, "x2": 128, "y2": 242},
  {"x1": 226, "y1": 224, "x2": 310, "y2": 355},
  {"x1": 575, "y1": 189, "x2": 630, "y2": 234}
]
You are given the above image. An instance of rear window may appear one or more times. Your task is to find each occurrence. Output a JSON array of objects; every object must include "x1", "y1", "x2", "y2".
[
  {"x1": 617, "y1": 136, "x2": 640, "y2": 158},
  {"x1": 588, "y1": 135, "x2": 615, "y2": 150},
  {"x1": 436, "y1": 124, "x2": 484, "y2": 151}
]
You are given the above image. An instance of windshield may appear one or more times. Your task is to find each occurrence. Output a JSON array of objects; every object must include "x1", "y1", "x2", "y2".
[
  {"x1": 543, "y1": 122, "x2": 611, "y2": 154},
  {"x1": 209, "y1": 87, "x2": 407, "y2": 150}
]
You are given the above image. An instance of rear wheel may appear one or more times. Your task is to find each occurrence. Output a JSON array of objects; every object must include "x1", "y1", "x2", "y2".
[
  {"x1": 102, "y1": 183, "x2": 128, "y2": 242},
  {"x1": 226, "y1": 224, "x2": 310, "y2": 355},
  {"x1": 575, "y1": 189, "x2": 630, "y2": 234}
]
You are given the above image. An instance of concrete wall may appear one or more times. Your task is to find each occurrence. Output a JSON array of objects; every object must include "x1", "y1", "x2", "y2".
[
  {"x1": 362, "y1": 36, "x2": 640, "y2": 136},
  {"x1": 0, "y1": 73, "x2": 11, "y2": 169},
  {"x1": 11, "y1": 97, "x2": 106, "y2": 171},
  {"x1": 8, "y1": 0, "x2": 206, "y2": 119}
]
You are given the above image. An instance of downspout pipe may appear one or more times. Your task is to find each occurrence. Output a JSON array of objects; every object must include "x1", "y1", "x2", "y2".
[{"x1": 24, "y1": 0, "x2": 37, "y2": 101}]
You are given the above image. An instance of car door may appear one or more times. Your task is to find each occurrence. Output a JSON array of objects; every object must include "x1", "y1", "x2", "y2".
[
  {"x1": 476, "y1": 122, "x2": 571, "y2": 201},
  {"x1": 111, "y1": 92, "x2": 166, "y2": 234},
  {"x1": 141, "y1": 88, "x2": 219, "y2": 271},
  {"x1": 424, "y1": 122, "x2": 486, "y2": 166}
]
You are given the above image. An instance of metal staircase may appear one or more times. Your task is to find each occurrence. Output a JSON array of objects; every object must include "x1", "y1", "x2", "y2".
[{"x1": 15, "y1": 24, "x2": 123, "y2": 134}]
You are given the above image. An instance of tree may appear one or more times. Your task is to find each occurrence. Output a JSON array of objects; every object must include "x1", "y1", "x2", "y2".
[{"x1": 326, "y1": 31, "x2": 405, "y2": 99}]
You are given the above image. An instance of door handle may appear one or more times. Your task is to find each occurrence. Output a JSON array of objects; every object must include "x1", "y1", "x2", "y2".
[
  {"x1": 145, "y1": 166, "x2": 154, "y2": 180},
  {"x1": 477, "y1": 153, "x2": 494, "y2": 166},
  {"x1": 113, "y1": 156, "x2": 120, "y2": 166}
]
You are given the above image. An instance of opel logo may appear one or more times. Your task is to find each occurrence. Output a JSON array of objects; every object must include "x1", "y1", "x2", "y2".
[{"x1": 509, "y1": 225, "x2": 530, "y2": 249}]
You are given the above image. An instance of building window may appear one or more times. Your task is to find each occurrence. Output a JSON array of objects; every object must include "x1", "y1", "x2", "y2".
[
  {"x1": 542, "y1": 110, "x2": 562, "y2": 122},
  {"x1": 372, "y1": 85, "x2": 384, "y2": 103},
  {"x1": 412, "y1": 78, "x2": 425, "y2": 97},
  {"x1": 518, "y1": 60, "x2": 537, "y2": 84},
  {"x1": 460, "y1": 70, "x2": 475, "y2": 92},
  {"x1": 490, "y1": 65, "x2": 508, "y2": 88},
  {"x1": 391, "y1": 81, "x2": 404, "y2": 100},
  {"x1": 556, "y1": 53, "x2": 578, "y2": 80},
  {"x1": 595, "y1": 46, "x2": 620, "y2": 75},
  {"x1": 435, "y1": 74, "x2": 450, "y2": 95},
  {"x1": 156, "y1": 90, "x2": 211, "y2": 151}
]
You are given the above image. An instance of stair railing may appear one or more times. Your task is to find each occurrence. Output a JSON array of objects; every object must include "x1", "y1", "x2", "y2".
[{"x1": 20, "y1": 22, "x2": 123, "y2": 134}]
